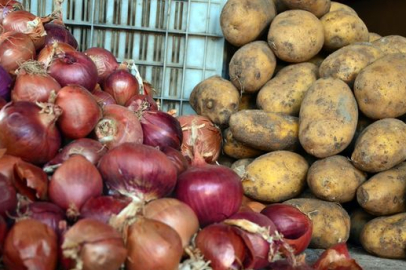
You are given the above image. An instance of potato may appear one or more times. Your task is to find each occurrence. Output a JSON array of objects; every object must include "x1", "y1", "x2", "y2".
[
  {"x1": 361, "y1": 213, "x2": 406, "y2": 259},
  {"x1": 281, "y1": 0, "x2": 331, "y2": 18},
  {"x1": 229, "y1": 110, "x2": 299, "y2": 152},
  {"x1": 190, "y1": 76, "x2": 239, "y2": 128},
  {"x1": 268, "y1": 10, "x2": 324, "y2": 63},
  {"x1": 231, "y1": 158, "x2": 254, "y2": 178},
  {"x1": 372, "y1": 35, "x2": 406, "y2": 55},
  {"x1": 357, "y1": 162, "x2": 406, "y2": 216},
  {"x1": 368, "y1": 32, "x2": 382, "y2": 42},
  {"x1": 307, "y1": 155, "x2": 367, "y2": 203},
  {"x1": 351, "y1": 118, "x2": 406, "y2": 173},
  {"x1": 229, "y1": 41, "x2": 277, "y2": 94},
  {"x1": 349, "y1": 208, "x2": 374, "y2": 245},
  {"x1": 242, "y1": 151, "x2": 308, "y2": 202},
  {"x1": 329, "y1": 1, "x2": 357, "y2": 15},
  {"x1": 223, "y1": 128, "x2": 264, "y2": 159},
  {"x1": 220, "y1": 0, "x2": 276, "y2": 47},
  {"x1": 284, "y1": 198, "x2": 350, "y2": 249},
  {"x1": 319, "y1": 42, "x2": 384, "y2": 85},
  {"x1": 321, "y1": 10, "x2": 369, "y2": 51},
  {"x1": 354, "y1": 53, "x2": 406, "y2": 119},
  {"x1": 299, "y1": 77, "x2": 358, "y2": 158},
  {"x1": 257, "y1": 62, "x2": 318, "y2": 116}
]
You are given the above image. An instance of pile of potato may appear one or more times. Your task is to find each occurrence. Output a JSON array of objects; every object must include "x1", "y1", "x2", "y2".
[{"x1": 189, "y1": 0, "x2": 406, "y2": 260}]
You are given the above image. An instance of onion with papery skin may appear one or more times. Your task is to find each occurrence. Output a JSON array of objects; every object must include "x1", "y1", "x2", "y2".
[
  {"x1": 125, "y1": 94, "x2": 158, "y2": 112},
  {"x1": 313, "y1": 242, "x2": 362, "y2": 270},
  {"x1": 49, "y1": 155, "x2": 103, "y2": 219},
  {"x1": 195, "y1": 223, "x2": 246, "y2": 270},
  {"x1": 48, "y1": 50, "x2": 98, "y2": 91},
  {"x1": 85, "y1": 47, "x2": 119, "y2": 82},
  {"x1": 161, "y1": 146, "x2": 189, "y2": 175},
  {"x1": 178, "y1": 115, "x2": 222, "y2": 163},
  {"x1": 44, "y1": 23, "x2": 78, "y2": 49},
  {"x1": 0, "y1": 101, "x2": 62, "y2": 165},
  {"x1": 142, "y1": 80, "x2": 155, "y2": 97},
  {"x1": 0, "y1": 65, "x2": 12, "y2": 101},
  {"x1": 0, "y1": 31, "x2": 36, "y2": 74},
  {"x1": 80, "y1": 195, "x2": 131, "y2": 224},
  {"x1": 0, "y1": 173, "x2": 17, "y2": 218},
  {"x1": 126, "y1": 217, "x2": 183, "y2": 270},
  {"x1": 12, "y1": 60, "x2": 62, "y2": 103},
  {"x1": 261, "y1": 204, "x2": 313, "y2": 255},
  {"x1": 37, "y1": 41, "x2": 76, "y2": 68},
  {"x1": 102, "y1": 68, "x2": 139, "y2": 105},
  {"x1": 55, "y1": 85, "x2": 102, "y2": 139},
  {"x1": 94, "y1": 104, "x2": 143, "y2": 149},
  {"x1": 0, "y1": 153, "x2": 21, "y2": 181},
  {"x1": 92, "y1": 88, "x2": 116, "y2": 107},
  {"x1": 62, "y1": 218, "x2": 127, "y2": 270},
  {"x1": 0, "y1": 0, "x2": 24, "y2": 25},
  {"x1": 140, "y1": 110, "x2": 183, "y2": 150},
  {"x1": 13, "y1": 160, "x2": 48, "y2": 201},
  {"x1": 2, "y1": 10, "x2": 46, "y2": 49},
  {"x1": 3, "y1": 219, "x2": 58, "y2": 270},
  {"x1": 144, "y1": 198, "x2": 199, "y2": 248}
]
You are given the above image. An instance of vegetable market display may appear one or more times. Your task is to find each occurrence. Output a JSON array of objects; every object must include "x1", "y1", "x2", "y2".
[{"x1": 0, "y1": 0, "x2": 405, "y2": 269}]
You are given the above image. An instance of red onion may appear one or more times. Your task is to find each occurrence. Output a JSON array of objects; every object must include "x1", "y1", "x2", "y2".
[
  {"x1": 140, "y1": 110, "x2": 183, "y2": 150},
  {"x1": 142, "y1": 80, "x2": 155, "y2": 97},
  {"x1": 313, "y1": 243, "x2": 362, "y2": 270},
  {"x1": 92, "y1": 88, "x2": 116, "y2": 107},
  {"x1": 144, "y1": 198, "x2": 199, "y2": 248},
  {"x1": 195, "y1": 223, "x2": 246, "y2": 270},
  {"x1": 55, "y1": 85, "x2": 102, "y2": 139},
  {"x1": 12, "y1": 60, "x2": 61, "y2": 102},
  {"x1": 125, "y1": 94, "x2": 158, "y2": 112},
  {"x1": 0, "y1": 215, "x2": 7, "y2": 255},
  {"x1": 0, "y1": 101, "x2": 62, "y2": 165},
  {"x1": 126, "y1": 217, "x2": 183, "y2": 270},
  {"x1": 48, "y1": 50, "x2": 98, "y2": 91},
  {"x1": 160, "y1": 146, "x2": 189, "y2": 174},
  {"x1": 0, "y1": 65, "x2": 12, "y2": 101},
  {"x1": 102, "y1": 68, "x2": 139, "y2": 105},
  {"x1": 37, "y1": 41, "x2": 76, "y2": 68},
  {"x1": 0, "y1": 173, "x2": 17, "y2": 218},
  {"x1": 44, "y1": 22, "x2": 78, "y2": 49},
  {"x1": 0, "y1": 0, "x2": 24, "y2": 25},
  {"x1": 178, "y1": 115, "x2": 222, "y2": 163},
  {"x1": 3, "y1": 219, "x2": 58, "y2": 270},
  {"x1": 49, "y1": 155, "x2": 103, "y2": 219},
  {"x1": 94, "y1": 104, "x2": 143, "y2": 149},
  {"x1": 261, "y1": 204, "x2": 313, "y2": 255},
  {"x1": 0, "y1": 31, "x2": 36, "y2": 74},
  {"x1": 85, "y1": 47, "x2": 119, "y2": 82},
  {"x1": 0, "y1": 97, "x2": 5, "y2": 110},
  {"x1": 43, "y1": 138, "x2": 107, "y2": 173},
  {"x1": 79, "y1": 195, "x2": 131, "y2": 224},
  {"x1": 13, "y1": 160, "x2": 48, "y2": 201},
  {"x1": 62, "y1": 219, "x2": 127, "y2": 270},
  {"x1": 2, "y1": 10, "x2": 46, "y2": 49},
  {"x1": 0, "y1": 153, "x2": 21, "y2": 181}
]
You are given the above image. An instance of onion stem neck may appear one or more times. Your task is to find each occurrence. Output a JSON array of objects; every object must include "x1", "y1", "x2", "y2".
[{"x1": 96, "y1": 119, "x2": 117, "y2": 143}]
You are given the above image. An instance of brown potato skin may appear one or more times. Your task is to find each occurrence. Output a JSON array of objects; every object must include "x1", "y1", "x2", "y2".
[
  {"x1": 361, "y1": 213, "x2": 406, "y2": 259},
  {"x1": 299, "y1": 77, "x2": 358, "y2": 158},
  {"x1": 284, "y1": 198, "x2": 350, "y2": 249},
  {"x1": 268, "y1": 10, "x2": 324, "y2": 63},
  {"x1": 354, "y1": 53, "x2": 406, "y2": 119},
  {"x1": 220, "y1": 0, "x2": 276, "y2": 47},
  {"x1": 349, "y1": 208, "x2": 374, "y2": 245},
  {"x1": 223, "y1": 128, "x2": 264, "y2": 160},
  {"x1": 307, "y1": 155, "x2": 367, "y2": 203},
  {"x1": 281, "y1": 0, "x2": 331, "y2": 18},
  {"x1": 229, "y1": 110, "x2": 299, "y2": 152},
  {"x1": 372, "y1": 35, "x2": 406, "y2": 55},
  {"x1": 189, "y1": 76, "x2": 239, "y2": 128},
  {"x1": 351, "y1": 118, "x2": 406, "y2": 173},
  {"x1": 257, "y1": 62, "x2": 318, "y2": 116},
  {"x1": 368, "y1": 32, "x2": 382, "y2": 42},
  {"x1": 329, "y1": 1, "x2": 357, "y2": 15},
  {"x1": 229, "y1": 41, "x2": 277, "y2": 94},
  {"x1": 357, "y1": 162, "x2": 406, "y2": 216}
]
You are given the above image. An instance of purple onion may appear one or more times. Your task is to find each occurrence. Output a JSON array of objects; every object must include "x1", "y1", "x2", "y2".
[
  {"x1": 79, "y1": 195, "x2": 131, "y2": 224},
  {"x1": 125, "y1": 94, "x2": 158, "y2": 113},
  {"x1": 0, "y1": 174, "x2": 17, "y2": 218},
  {"x1": 44, "y1": 23, "x2": 78, "y2": 49},
  {"x1": 0, "y1": 65, "x2": 12, "y2": 101},
  {"x1": 160, "y1": 146, "x2": 189, "y2": 175}
]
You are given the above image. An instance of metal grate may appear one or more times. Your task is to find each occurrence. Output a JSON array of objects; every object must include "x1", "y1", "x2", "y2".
[{"x1": 22, "y1": 0, "x2": 227, "y2": 115}]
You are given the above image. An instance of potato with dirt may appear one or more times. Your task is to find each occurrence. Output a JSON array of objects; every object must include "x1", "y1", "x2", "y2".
[
  {"x1": 349, "y1": 208, "x2": 374, "y2": 245},
  {"x1": 268, "y1": 10, "x2": 324, "y2": 63},
  {"x1": 281, "y1": 0, "x2": 331, "y2": 18},
  {"x1": 242, "y1": 151, "x2": 308, "y2": 202},
  {"x1": 223, "y1": 128, "x2": 264, "y2": 160},
  {"x1": 299, "y1": 77, "x2": 358, "y2": 158},
  {"x1": 257, "y1": 62, "x2": 318, "y2": 116},
  {"x1": 189, "y1": 75, "x2": 239, "y2": 128},
  {"x1": 229, "y1": 41, "x2": 277, "y2": 94},
  {"x1": 372, "y1": 35, "x2": 406, "y2": 55}
]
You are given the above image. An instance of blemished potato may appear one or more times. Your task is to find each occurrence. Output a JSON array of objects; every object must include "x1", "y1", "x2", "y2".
[
  {"x1": 299, "y1": 77, "x2": 358, "y2": 158},
  {"x1": 229, "y1": 110, "x2": 299, "y2": 152},
  {"x1": 222, "y1": 128, "x2": 264, "y2": 160},
  {"x1": 329, "y1": 1, "x2": 357, "y2": 15},
  {"x1": 220, "y1": 0, "x2": 276, "y2": 47},
  {"x1": 257, "y1": 62, "x2": 318, "y2": 116},
  {"x1": 242, "y1": 151, "x2": 308, "y2": 202},
  {"x1": 231, "y1": 158, "x2": 254, "y2": 178},
  {"x1": 307, "y1": 155, "x2": 367, "y2": 203},
  {"x1": 284, "y1": 198, "x2": 350, "y2": 249},
  {"x1": 351, "y1": 118, "x2": 406, "y2": 173},
  {"x1": 368, "y1": 32, "x2": 382, "y2": 42},
  {"x1": 320, "y1": 10, "x2": 369, "y2": 51},
  {"x1": 189, "y1": 76, "x2": 239, "y2": 128},
  {"x1": 268, "y1": 10, "x2": 324, "y2": 63},
  {"x1": 281, "y1": 0, "x2": 331, "y2": 18},
  {"x1": 229, "y1": 41, "x2": 277, "y2": 94},
  {"x1": 361, "y1": 213, "x2": 406, "y2": 259},
  {"x1": 357, "y1": 162, "x2": 406, "y2": 216},
  {"x1": 319, "y1": 42, "x2": 384, "y2": 85},
  {"x1": 354, "y1": 53, "x2": 406, "y2": 119},
  {"x1": 372, "y1": 35, "x2": 406, "y2": 55},
  {"x1": 349, "y1": 208, "x2": 374, "y2": 245}
]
